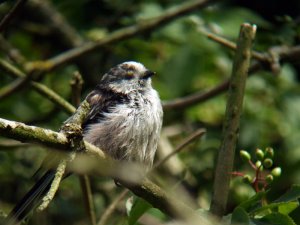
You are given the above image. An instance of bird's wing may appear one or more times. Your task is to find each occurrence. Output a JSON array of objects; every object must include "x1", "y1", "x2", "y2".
[
  {"x1": 82, "y1": 88, "x2": 126, "y2": 131},
  {"x1": 82, "y1": 89, "x2": 107, "y2": 129}
]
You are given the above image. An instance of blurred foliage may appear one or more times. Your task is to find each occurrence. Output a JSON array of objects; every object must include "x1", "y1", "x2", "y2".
[{"x1": 1, "y1": 0, "x2": 300, "y2": 224}]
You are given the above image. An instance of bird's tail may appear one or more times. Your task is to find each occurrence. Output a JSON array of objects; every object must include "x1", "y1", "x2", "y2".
[{"x1": 4, "y1": 170, "x2": 56, "y2": 225}]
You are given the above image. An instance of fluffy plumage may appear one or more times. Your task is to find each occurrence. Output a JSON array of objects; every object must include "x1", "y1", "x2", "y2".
[
  {"x1": 4, "y1": 61, "x2": 163, "y2": 224},
  {"x1": 83, "y1": 61, "x2": 163, "y2": 166}
]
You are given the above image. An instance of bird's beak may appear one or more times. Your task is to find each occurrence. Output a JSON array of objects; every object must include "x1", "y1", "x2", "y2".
[{"x1": 142, "y1": 70, "x2": 156, "y2": 79}]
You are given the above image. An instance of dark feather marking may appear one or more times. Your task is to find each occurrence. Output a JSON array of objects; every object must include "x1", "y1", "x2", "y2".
[{"x1": 82, "y1": 86, "x2": 130, "y2": 131}]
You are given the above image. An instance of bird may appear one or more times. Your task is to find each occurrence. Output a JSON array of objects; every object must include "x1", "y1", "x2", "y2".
[{"x1": 4, "y1": 61, "x2": 163, "y2": 224}]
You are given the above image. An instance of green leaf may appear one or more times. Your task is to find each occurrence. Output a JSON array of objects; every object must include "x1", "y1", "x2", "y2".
[
  {"x1": 274, "y1": 185, "x2": 300, "y2": 203},
  {"x1": 254, "y1": 213, "x2": 296, "y2": 225},
  {"x1": 251, "y1": 201, "x2": 299, "y2": 218},
  {"x1": 231, "y1": 207, "x2": 250, "y2": 225},
  {"x1": 127, "y1": 197, "x2": 152, "y2": 225},
  {"x1": 238, "y1": 191, "x2": 266, "y2": 211},
  {"x1": 278, "y1": 201, "x2": 299, "y2": 215}
]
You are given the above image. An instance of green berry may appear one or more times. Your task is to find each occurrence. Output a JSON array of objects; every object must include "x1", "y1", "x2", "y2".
[
  {"x1": 266, "y1": 174, "x2": 274, "y2": 183},
  {"x1": 255, "y1": 148, "x2": 265, "y2": 160},
  {"x1": 263, "y1": 158, "x2": 273, "y2": 168},
  {"x1": 265, "y1": 147, "x2": 274, "y2": 158},
  {"x1": 240, "y1": 150, "x2": 251, "y2": 161},
  {"x1": 271, "y1": 167, "x2": 282, "y2": 177},
  {"x1": 243, "y1": 175, "x2": 252, "y2": 184},
  {"x1": 255, "y1": 160, "x2": 264, "y2": 171},
  {"x1": 255, "y1": 160, "x2": 262, "y2": 168}
]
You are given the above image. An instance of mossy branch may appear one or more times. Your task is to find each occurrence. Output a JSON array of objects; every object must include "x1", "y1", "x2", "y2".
[
  {"x1": 0, "y1": 117, "x2": 207, "y2": 221},
  {"x1": 210, "y1": 23, "x2": 257, "y2": 217}
]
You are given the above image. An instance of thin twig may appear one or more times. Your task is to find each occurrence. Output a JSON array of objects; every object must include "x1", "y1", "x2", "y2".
[
  {"x1": 0, "y1": 35, "x2": 25, "y2": 64},
  {"x1": 162, "y1": 60, "x2": 263, "y2": 111},
  {"x1": 32, "y1": 82, "x2": 75, "y2": 114},
  {"x1": 0, "y1": 139, "x2": 29, "y2": 149},
  {"x1": 153, "y1": 128, "x2": 206, "y2": 169},
  {"x1": 37, "y1": 155, "x2": 74, "y2": 211},
  {"x1": 0, "y1": 0, "x2": 216, "y2": 90},
  {"x1": 70, "y1": 71, "x2": 84, "y2": 107},
  {"x1": 97, "y1": 190, "x2": 129, "y2": 225},
  {"x1": 25, "y1": 0, "x2": 83, "y2": 47},
  {"x1": 162, "y1": 80, "x2": 230, "y2": 110},
  {"x1": 0, "y1": 0, "x2": 28, "y2": 32},
  {"x1": 0, "y1": 59, "x2": 75, "y2": 114},
  {"x1": 0, "y1": 78, "x2": 27, "y2": 100},
  {"x1": 70, "y1": 71, "x2": 96, "y2": 225},
  {"x1": 37, "y1": 94, "x2": 91, "y2": 211},
  {"x1": 198, "y1": 27, "x2": 267, "y2": 62},
  {"x1": 79, "y1": 175, "x2": 97, "y2": 225},
  {"x1": 23, "y1": 0, "x2": 101, "y2": 80},
  {"x1": 24, "y1": 0, "x2": 216, "y2": 74},
  {"x1": 210, "y1": 23, "x2": 256, "y2": 217}
]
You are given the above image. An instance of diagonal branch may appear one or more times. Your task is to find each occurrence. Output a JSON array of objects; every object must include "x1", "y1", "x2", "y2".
[
  {"x1": 162, "y1": 43, "x2": 300, "y2": 111},
  {"x1": 0, "y1": 0, "x2": 28, "y2": 32},
  {"x1": 0, "y1": 59, "x2": 75, "y2": 113},
  {"x1": 25, "y1": 0, "x2": 217, "y2": 74}
]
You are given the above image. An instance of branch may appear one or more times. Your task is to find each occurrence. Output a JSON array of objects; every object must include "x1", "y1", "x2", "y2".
[
  {"x1": 25, "y1": 0, "x2": 83, "y2": 47},
  {"x1": 210, "y1": 23, "x2": 256, "y2": 217},
  {"x1": 0, "y1": 117, "x2": 209, "y2": 221},
  {"x1": 0, "y1": 59, "x2": 75, "y2": 114},
  {"x1": 162, "y1": 43, "x2": 300, "y2": 111},
  {"x1": 0, "y1": 117, "x2": 69, "y2": 150},
  {"x1": 197, "y1": 27, "x2": 267, "y2": 62},
  {"x1": 25, "y1": 0, "x2": 216, "y2": 74},
  {"x1": 162, "y1": 79, "x2": 230, "y2": 110},
  {"x1": 122, "y1": 179, "x2": 203, "y2": 221},
  {"x1": 0, "y1": 0, "x2": 27, "y2": 32},
  {"x1": 79, "y1": 175, "x2": 97, "y2": 225},
  {"x1": 69, "y1": 71, "x2": 96, "y2": 225},
  {"x1": 97, "y1": 190, "x2": 129, "y2": 225},
  {"x1": 0, "y1": 35, "x2": 25, "y2": 64},
  {"x1": 0, "y1": 78, "x2": 27, "y2": 100},
  {"x1": 153, "y1": 128, "x2": 206, "y2": 169},
  {"x1": 70, "y1": 71, "x2": 84, "y2": 107}
]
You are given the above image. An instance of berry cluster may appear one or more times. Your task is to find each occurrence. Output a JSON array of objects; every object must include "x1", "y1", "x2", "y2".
[{"x1": 233, "y1": 147, "x2": 282, "y2": 192}]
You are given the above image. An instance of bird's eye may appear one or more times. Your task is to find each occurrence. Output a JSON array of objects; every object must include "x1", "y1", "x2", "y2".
[
  {"x1": 127, "y1": 71, "x2": 134, "y2": 76},
  {"x1": 124, "y1": 70, "x2": 134, "y2": 79}
]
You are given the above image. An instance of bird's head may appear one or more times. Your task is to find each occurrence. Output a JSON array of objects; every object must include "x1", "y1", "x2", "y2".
[{"x1": 100, "y1": 61, "x2": 155, "y2": 94}]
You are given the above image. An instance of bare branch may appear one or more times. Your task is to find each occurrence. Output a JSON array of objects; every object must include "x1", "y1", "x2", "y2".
[
  {"x1": 97, "y1": 190, "x2": 129, "y2": 225},
  {"x1": 210, "y1": 23, "x2": 256, "y2": 217},
  {"x1": 70, "y1": 71, "x2": 84, "y2": 107},
  {"x1": 162, "y1": 80, "x2": 230, "y2": 110},
  {"x1": 79, "y1": 175, "x2": 97, "y2": 225},
  {"x1": 0, "y1": 59, "x2": 75, "y2": 114},
  {"x1": 0, "y1": 78, "x2": 27, "y2": 100},
  {"x1": 25, "y1": 0, "x2": 83, "y2": 47},
  {"x1": 69, "y1": 71, "x2": 96, "y2": 225},
  {"x1": 162, "y1": 43, "x2": 300, "y2": 111},
  {"x1": 199, "y1": 28, "x2": 267, "y2": 62},
  {"x1": 0, "y1": 0, "x2": 27, "y2": 32},
  {"x1": 154, "y1": 128, "x2": 206, "y2": 169},
  {"x1": 25, "y1": 0, "x2": 217, "y2": 74},
  {"x1": 0, "y1": 35, "x2": 25, "y2": 64}
]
